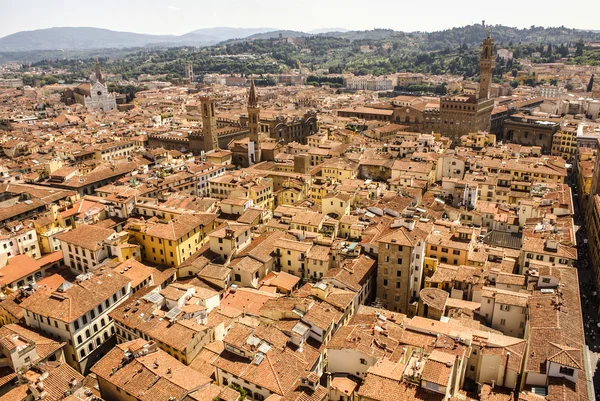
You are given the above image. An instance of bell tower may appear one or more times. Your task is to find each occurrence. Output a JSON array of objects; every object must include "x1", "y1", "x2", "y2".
[
  {"x1": 200, "y1": 95, "x2": 218, "y2": 153},
  {"x1": 478, "y1": 30, "x2": 495, "y2": 100},
  {"x1": 248, "y1": 79, "x2": 261, "y2": 164},
  {"x1": 95, "y1": 58, "x2": 104, "y2": 84}
]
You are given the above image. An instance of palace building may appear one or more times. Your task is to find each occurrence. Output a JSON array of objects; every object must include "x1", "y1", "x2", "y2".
[{"x1": 439, "y1": 32, "x2": 495, "y2": 145}]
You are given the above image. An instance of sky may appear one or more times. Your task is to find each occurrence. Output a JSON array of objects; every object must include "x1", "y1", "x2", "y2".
[{"x1": 1, "y1": 0, "x2": 597, "y2": 38}]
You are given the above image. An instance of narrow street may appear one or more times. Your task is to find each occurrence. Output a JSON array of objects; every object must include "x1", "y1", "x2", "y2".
[{"x1": 570, "y1": 169, "x2": 600, "y2": 399}]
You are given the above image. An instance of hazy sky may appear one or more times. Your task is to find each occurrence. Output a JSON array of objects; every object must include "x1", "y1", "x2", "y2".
[{"x1": 1, "y1": 0, "x2": 597, "y2": 38}]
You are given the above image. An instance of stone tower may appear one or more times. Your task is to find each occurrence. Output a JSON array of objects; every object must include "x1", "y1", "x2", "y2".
[
  {"x1": 478, "y1": 30, "x2": 495, "y2": 100},
  {"x1": 200, "y1": 95, "x2": 218, "y2": 152},
  {"x1": 95, "y1": 58, "x2": 104, "y2": 84},
  {"x1": 247, "y1": 79, "x2": 261, "y2": 164},
  {"x1": 185, "y1": 64, "x2": 194, "y2": 83}
]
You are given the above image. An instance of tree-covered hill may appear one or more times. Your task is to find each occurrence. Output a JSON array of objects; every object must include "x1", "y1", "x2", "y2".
[{"x1": 4, "y1": 24, "x2": 600, "y2": 84}]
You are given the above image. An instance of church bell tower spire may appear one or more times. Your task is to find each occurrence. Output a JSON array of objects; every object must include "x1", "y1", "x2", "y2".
[{"x1": 95, "y1": 58, "x2": 104, "y2": 85}]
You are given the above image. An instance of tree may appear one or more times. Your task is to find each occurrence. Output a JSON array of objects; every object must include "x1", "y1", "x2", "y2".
[
  {"x1": 0, "y1": 119, "x2": 13, "y2": 132},
  {"x1": 587, "y1": 74, "x2": 595, "y2": 92},
  {"x1": 575, "y1": 39, "x2": 584, "y2": 57}
]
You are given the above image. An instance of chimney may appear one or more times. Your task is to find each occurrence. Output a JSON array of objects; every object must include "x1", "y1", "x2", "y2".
[{"x1": 502, "y1": 352, "x2": 510, "y2": 387}]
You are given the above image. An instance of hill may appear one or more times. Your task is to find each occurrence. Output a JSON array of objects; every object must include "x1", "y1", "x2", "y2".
[
  {"x1": 309, "y1": 28, "x2": 350, "y2": 34},
  {"x1": 243, "y1": 30, "x2": 311, "y2": 40},
  {"x1": 0, "y1": 27, "x2": 221, "y2": 51},
  {"x1": 186, "y1": 27, "x2": 279, "y2": 42}
]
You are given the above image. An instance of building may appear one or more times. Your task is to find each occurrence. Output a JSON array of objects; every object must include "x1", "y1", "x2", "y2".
[
  {"x1": 212, "y1": 322, "x2": 325, "y2": 400},
  {"x1": 20, "y1": 269, "x2": 131, "y2": 373},
  {"x1": 376, "y1": 220, "x2": 428, "y2": 314},
  {"x1": 247, "y1": 79, "x2": 261, "y2": 164},
  {"x1": 126, "y1": 213, "x2": 218, "y2": 267},
  {"x1": 0, "y1": 221, "x2": 40, "y2": 262},
  {"x1": 345, "y1": 75, "x2": 394, "y2": 91},
  {"x1": 91, "y1": 339, "x2": 217, "y2": 401},
  {"x1": 503, "y1": 114, "x2": 561, "y2": 153},
  {"x1": 56, "y1": 224, "x2": 119, "y2": 273},
  {"x1": 111, "y1": 284, "x2": 220, "y2": 364},
  {"x1": 188, "y1": 95, "x2": 219, "y2": 155},
  {"x1": 440, "y1": 33, "x2": 495, "y2": 145},
  {"x1": 62, "y1": 60, "x2": 117, "y2": 111}
]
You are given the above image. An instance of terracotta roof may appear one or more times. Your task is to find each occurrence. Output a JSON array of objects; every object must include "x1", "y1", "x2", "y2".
[
  {"x1": 91, "y1": 340, "x2": 211, "y2": 401},
  {"x1": 55, "y1": 224, "x2": 116, "y2": 251},
  {"x1": 21, "y1": 269, "x2": 130, "y2": 323}
]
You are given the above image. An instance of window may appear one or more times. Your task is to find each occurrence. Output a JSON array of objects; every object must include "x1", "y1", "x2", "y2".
[
  {"x1": 470, "y1": 366, "x2": 475, "y2": 371},
  {"x1": 542, "y1": 277, "x2": 551, "y2": 284},
  {"x1": 80, "y1": 349, "x2": 86, "y2": 358},
  {"x1": 535, "y1": 255, "x2": 543, "y2": 261},
  {"x1": 383, "y1": 279, "x2": 388, "y2": 287},
  {"x1": 453, "y1": 250, "x2": 460, "y2": 255},
  {"x1": 90, "y1": 310, "x2": 95, "y2": 319},
  {"x1": 396, "y1": 282, "x2": 401, "y2": 289},
  {"x1": 397, "y1": 258, "x2": 402, "y2": 265},
  {"x1": 234, "y1": 274, "x2": 241, "y2": 282},
  {"x1": 74, "y1": 321, "x2": 80, "y2": 330},
  {"x1": 559, "y1": 366, "x2": 575, "y2": 376},
  {"x1": 396, "y1": 270, "x2": 402, "y2": 277},
  {"x1": 430, "y1": 245, "x2": 438, "y2": 251},
  {"x1": 360, "y1": 358, "x2": 367, "y2": 365},
  {"x1": 442, "y1": 248, "x2": 448, "y2": 253},
  {"x1": 77, "y1": 335, "x2": 82, "y2": 344},
  {"x1": 500, "y1": 305, "x2": 511, "y2": 312},
  {"x1": 500, "y1": 319, "x2": 506, "y2": 325}
]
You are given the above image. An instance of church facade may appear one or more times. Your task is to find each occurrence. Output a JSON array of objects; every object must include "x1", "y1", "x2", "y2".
[
  {"x1": 62, "y1": 60, "x2": 116, "y2": 112},
  {"x1": 82, "y1": 80, "x2": 117, "y2": 111}
]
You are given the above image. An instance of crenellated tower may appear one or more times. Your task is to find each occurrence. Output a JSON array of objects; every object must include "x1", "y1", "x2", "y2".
[
  {"x1": 478, "y1": 30, "x2": 495, "y2": 100},
  {"x1": 247, "y1": 79, "x2": 261, "y2": 164},
  {"x1": 200, "y1": 95, "x2": 219, "y2": 153}
]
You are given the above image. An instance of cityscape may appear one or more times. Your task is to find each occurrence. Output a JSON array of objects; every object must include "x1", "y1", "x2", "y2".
[{"x1": 0, "y1": 5, "x2": 600, "y2": 401}]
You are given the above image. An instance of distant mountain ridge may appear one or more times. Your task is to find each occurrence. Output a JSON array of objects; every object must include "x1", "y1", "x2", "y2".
[
  {"x1": 1, "y1": 24, "x2": 599, "y2": 53},
  {"x1": 187, "y1": 27, "x2": 279, "y2": 41},
  {"x1": 0, "y1": 27, "x2": 285, "y2": 52}
]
